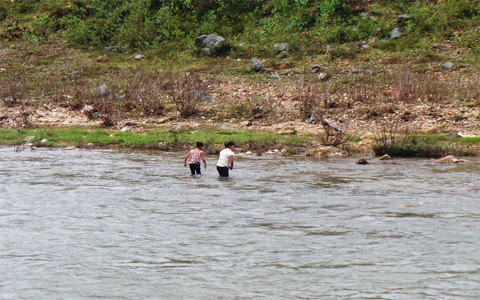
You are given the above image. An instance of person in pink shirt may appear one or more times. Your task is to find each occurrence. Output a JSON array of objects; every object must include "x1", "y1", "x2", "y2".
[{"x1": 184, "y1": 141, "x2": 207, "y2": 175}]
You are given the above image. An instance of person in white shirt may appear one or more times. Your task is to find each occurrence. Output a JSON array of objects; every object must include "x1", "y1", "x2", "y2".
[{"x1": 216, "y1": 141, "x2": 236, "y2": 177}]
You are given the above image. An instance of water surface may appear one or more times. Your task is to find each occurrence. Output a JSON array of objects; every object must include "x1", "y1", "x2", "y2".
[{"x1": 1, "y1": 147, "x2": 479, "y2": 299}]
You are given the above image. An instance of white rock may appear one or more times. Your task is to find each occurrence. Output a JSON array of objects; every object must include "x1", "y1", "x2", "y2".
[{"x1": 24, "y1": 136, "x2": 35, "y2": 142}]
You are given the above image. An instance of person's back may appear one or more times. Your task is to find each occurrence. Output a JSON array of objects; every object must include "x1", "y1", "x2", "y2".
[
  {"x1": 184, "y1": 141, "x2": 207, "y2": 175},
  {"x1": 216, "y1": 141, "x2": 235, "y2": 177}
]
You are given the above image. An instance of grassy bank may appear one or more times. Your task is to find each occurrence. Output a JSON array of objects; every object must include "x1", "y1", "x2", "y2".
[
  {"x1": 2, "y1": 127, "x2": 479, "y2": 158},
  {"x1": 372, "y1": 134, "x2": 480, "y2": 158},
  {"x1": 0, "y1": 126, "x2": 315, "y2": 154}
]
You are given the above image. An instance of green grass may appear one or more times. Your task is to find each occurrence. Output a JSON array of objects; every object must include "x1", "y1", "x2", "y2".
[
  {"x1": 3, "y1": 128, "x2": 479, "y2": 157},
  {"x1": 460, "y1": 137, "x2": 480, "y2": 144},
  {"x1": 0, "y1": 127, "x2": 314, "y2": 152},
  {"x1": 372, "y1": 134, "x2": 480, "y2": 158}
]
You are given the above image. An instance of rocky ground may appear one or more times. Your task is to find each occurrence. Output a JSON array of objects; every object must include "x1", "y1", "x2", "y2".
[
  {"x1": 1, "y1": 42, "x2": 480, "y2": 154},
  {"x1": 1, "y1": 77, "x2": 479, "y2": 138}
]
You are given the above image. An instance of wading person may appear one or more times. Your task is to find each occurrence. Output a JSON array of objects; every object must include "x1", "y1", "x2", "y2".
[
  {"x1": 216, "y1": 141, "x2": 235, "y2": 177},
  {"x1": 184, "y1": 141, "x2": 207, "y2": 175}
]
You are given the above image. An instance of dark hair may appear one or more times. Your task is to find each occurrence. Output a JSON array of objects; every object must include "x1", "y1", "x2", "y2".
[
  {"x1": 225, "y1": 141, "x2": 236, "y2": 148},
  {"x1": 196, "y1": 141, "x2": 204, "y2": 148}
]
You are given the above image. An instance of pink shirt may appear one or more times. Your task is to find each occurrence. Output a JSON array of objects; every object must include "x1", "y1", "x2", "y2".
[{"x1": 188, "y1": 150, "x2": 203, "y2": 164}]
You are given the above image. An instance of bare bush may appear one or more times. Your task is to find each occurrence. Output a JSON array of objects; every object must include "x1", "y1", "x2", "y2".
[
  {"x1": 371, "y1": 114, "x2": 418, "y2": 156},
  {"x1": 116, "y1": 69, "x2": 167, "y2": 116},
  {"x1": 167, "y1": 72, "x2": 210, "y2": 118},
  {"x1": 0, "y1": 74, "x2": 31, "y2": 106},
  {"x1": 319, "y1": 118, "x2": 349, "y2": 146},
  {"x1": 295, "y1": 76, "x2": 337, "y2": 121}
]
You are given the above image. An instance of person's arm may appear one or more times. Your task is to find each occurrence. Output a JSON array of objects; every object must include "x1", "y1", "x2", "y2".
[
  {"x1": 228, "y1": 155, "x2": 234, "y2": 170},
  {"x1": 184, "y1": 152, "x2": 191, "y2": 167},
  {"x1": 201, "y1": 152, "x2": 207, "y2": 169}
]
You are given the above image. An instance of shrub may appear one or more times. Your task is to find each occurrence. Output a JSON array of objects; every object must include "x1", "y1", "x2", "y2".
[
  {"x1": 317, "y1": 0, "x2": 352, "y2": 20},
  {"x1": 12, "y1": 0, "x2": 38, "y2": 13},
  {"x1": 0, "y1": 3, "x2": 8, "y2": 21},
  {"x1": 167, "y1": 72, "x2": 210, "y2": 118},
  {"x1": 60, "y1": 17, "x2": 104, "y2": 47}
]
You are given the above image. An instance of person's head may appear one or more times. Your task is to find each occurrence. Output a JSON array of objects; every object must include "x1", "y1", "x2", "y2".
[
  {"x1": 225, "y1": 141, "x2": 236, "y2": 150},
  {"x1": 196, "y1": 141, "x2": 204, "y2": 149}
]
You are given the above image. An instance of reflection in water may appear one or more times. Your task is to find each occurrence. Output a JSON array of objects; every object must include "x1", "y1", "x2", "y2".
[{"x1": 1, "y1": 147, "x2": 480, "y2": 299}]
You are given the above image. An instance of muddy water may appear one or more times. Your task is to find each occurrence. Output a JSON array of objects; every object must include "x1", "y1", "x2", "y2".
[{"x1": 1, "y1": 147, "x2": 479, "y2": 299}]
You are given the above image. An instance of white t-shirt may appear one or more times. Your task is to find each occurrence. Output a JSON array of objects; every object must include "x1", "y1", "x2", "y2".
[{"x1": 216, "y1": 148, "x2": 234, "y2": 167}]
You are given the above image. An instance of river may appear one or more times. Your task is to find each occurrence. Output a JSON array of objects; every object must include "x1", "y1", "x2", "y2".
[{"x1": 1, "y1": 146, "x2": 479, "y2": 299}]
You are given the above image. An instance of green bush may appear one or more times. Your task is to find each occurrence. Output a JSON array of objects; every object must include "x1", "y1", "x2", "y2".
[
  {"x1": 60, "y1": 17, "x2": 105, "y2": 47},
  {"x1": 318, "y1": 0, "x2": 351, "y2": 20},
  {"x1": 3, "y1": 0, "x2": 479, "y2": 57},
  {"x1": 0, "y1": 3, "x2": 8, "y2": 21},
  {"x1": 12, "y1": 0, "x2": 38, "y2": 13}
]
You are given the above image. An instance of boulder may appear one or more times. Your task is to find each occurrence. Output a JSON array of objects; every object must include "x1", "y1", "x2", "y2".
[
  {"x1": 390, "y1": 28, "x2": 402, "y2": 39},
  {"x1": 103, "y1": 46, "x2": 126, "y2": 52},
  {"x1": 96, "y1": 54, "x2": 108, "y2": 62},
  {"x1": 442, "y1": 61, "x2": 453, "y2": 71},
  {"x1": 305, "y1": 146, "x2": 348, "y2": 157},
  {"x1": 269, "y1": 73, "x2": 280, "y2": 79},
  {"x1": 24, "y1": 136, "x2": 35, "y2": 142},
  {"x1": 318, "y1": 72, "x2": 330, "y2": 81},
  {"x1": 95, "y1": 84, "x2": 110, "y2": 98},
  {"x1": 354, "y1": 43, "x2": 369, "y2": 50},
  {"x1": 170, "y1": 124, "x2": 191, "y2": 132},
  {"x1": 120, "y1": 126, "x2": 132, "y2": 132},
  {"x1": 63, "y1": 146, "x2": 78, "y2": 150},
  {"x1": 251, "y1": 58, "x2": 264, "y2": 72},
  {"x1": 379, "y1": 154, "x2": 392, "y2": 160},
  {"x1": 356, "y1": 158, "x2": 369, "y2": 164},
  {"x1": 445, "y1": 131, "x2": 459, "y2": 138},
  {"x1": 220, "y1": 126, "x2": 238, "y2": 131},
  {"x1": 273, "y1": 43, "x2": 290, "y2": 54},
  {"x1": 156, "y1": 116, "x2": 176, "y2": 124},
  {"x1": 398, "y1": 14, "x2": 413, "y2": 20},
  {"x1": 4, "y1": 96, "x2": 15, "y2": 105},
  {"x1": 195, "y1": 34, "x2": 225, "y2": 54},
  {"x1": 202, "y1": 95, "x2": 213, "y2": 103},
  {"x1": 311, "y1": 64, "x2": 322, "y2": 73},
  {"x1": 436, "y1": 155, "x2": 468, "y2": 163},
  {"x1": 277, "y1": 126, "x2": 296, "y2": 135},
  {"x1": 240, "y1": 120, "x2": 252, "y2": 127}
]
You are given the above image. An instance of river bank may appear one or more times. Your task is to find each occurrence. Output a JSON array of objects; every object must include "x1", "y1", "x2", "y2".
[
  {"x1": 1, "y1": 123, "x2": 479, "y2": 159},
  {"x1": 1, "y1": 42, "x2": 480, "y2": 158}
]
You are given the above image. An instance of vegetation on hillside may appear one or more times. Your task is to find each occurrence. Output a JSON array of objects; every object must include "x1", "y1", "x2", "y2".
[{"x1": 0, "y1": 0, "x2": 479, "y2": 57}]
